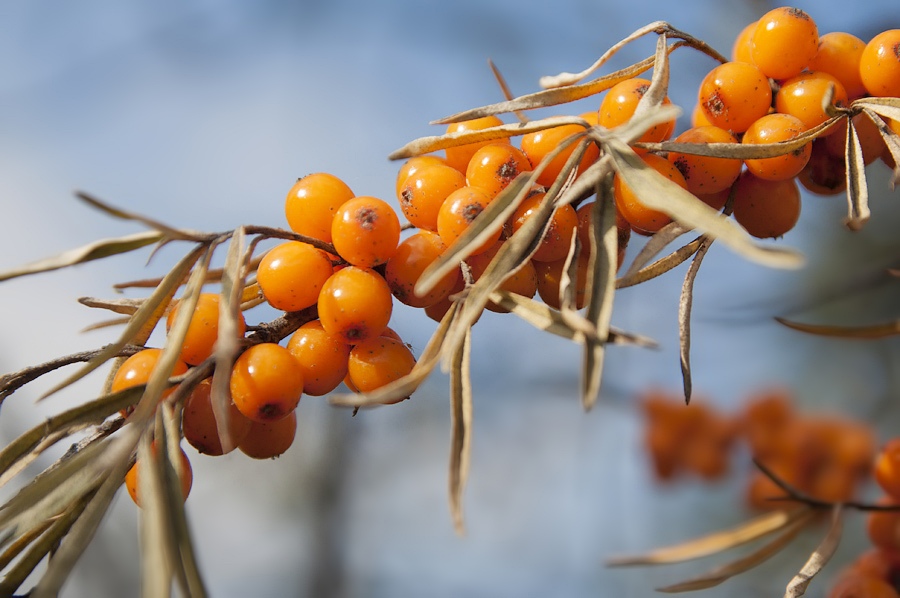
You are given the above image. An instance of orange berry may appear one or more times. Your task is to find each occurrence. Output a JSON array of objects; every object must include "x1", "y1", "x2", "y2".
[
  {"x1": 698, "y1": 61, "x2": 772, "y2": 133},
  {"x1": 690, "y1": 103, "x2": 714, "y2": 128},
  {"x1": 731, "y1": 170, "x2": 801, "y2": 239},
  {"x1": 286, "y1": 320, "x2": 351, "y2": 397},
  {"x1": 423, "y1": 273, "x2": 464, "y2": 323},
  {"x1": 750, "y1": 7, "x2": 819, "y2": 80},
  {"x1": 331, "y1": 196, "x2": 400, "y2": 268},
  {"x1": 775, "y1": 71, "x2": 848, "y2": 131},
  {"x1": 824, "y1": 113, "x2": 886, "y2": 166},
  {"x1": 182, "y1": 379, "x2": 252, "y2": 456},
  {"x1": 809, "y1": 32, "x2": 868, "y2": 99},
  {"x1": 238, "y1": 411, "x2": 297, "y2": 459},
  {"x1": 798, "y1": 139, "x2": 847, "y2": 196},
  {"x1": 668, "y1": 126, "x2": 742, "y2": 195},
  {"x1": 444, "y1": 115, "x2": 510, "y2": 173},
  {"x1": 397, "y1": 163, "x2": 466, "y2": 231},
  {"x1": 111, "y1": 348, "x2": 189, "y2": 416},
  {"x1": 520, "y1": 123, "x2": 599, "y2": 187},
  {"x1": 125, "y1": 443, "x2": 193, "y2": 507},
  {"x1": 876, "y1": 439, "x2": 900, "y2": 501},
  {"x1": 742, "y1": 113, "x2": 811, "y2": 181},
  {"x1": 860, "y1": 29, "x2": 900, "y2": 97},
  {"x1": 533, "y1": 251, "x2": 590, "y2": 310},
  {"x1": 395, "y1": 155, "x2": 448, "y2": 198},
  {"x1": 346, "y1": 336, "x2": 416, "y2": 398},
  {"x1": 731, "y1": 20, "x2": 757, "y2": 63},
  {"x1": 285, "y1": 173, "x2": 354, "y2": 244},
  {"x1": 694, "y1": 187, "x2": 732, "y2": 211},
  {"x1": 317, "y1": 266, "x2": 393, "y2": 344},
  {"x1": 230, "y1": 343, "x2": 304, "y2": 423},
  {"x1": 166, "y1": 293, "x2": 246, "y2": 366},
  {"x1": 598, "y1": 78, "x2": 675, "y2": 147},
  {"x1": 465, "y1": 143, "x2": 532, "y2": 199},
  {"x1": 257, "y1": 241, "x2": 334, "y2": 312},
  {"x1": 436, "y1": 185, "x2": 502, "y2": 255},
  {"x1": 828, "y1": 573, "x2": 900, "y2": 598},
  {"x1": 466, "y1": 241, "x2": 538, "y2": 313},
  {"x1": 385, "y1": 230, "x2": 458, "y2": 308},
  {"x1": 614, "y1": 153, "x2": 687, "y2": 234},
  {"x1": 510, "y1": 192, "x2": 578, "y2": 263},
  {"x1": 868, "y1": 498, "x2": 900, "y2": 553}
]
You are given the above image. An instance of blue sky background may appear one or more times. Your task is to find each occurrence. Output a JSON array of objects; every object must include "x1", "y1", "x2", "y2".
[{"x1": 2, "y1": 1, "x2": 900, "y2": 596}]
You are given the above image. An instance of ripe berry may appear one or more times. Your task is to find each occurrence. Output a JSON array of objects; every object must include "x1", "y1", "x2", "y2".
[
  {"x1": 860, "y1": 29, "x2": 900, "y2": 97},
  {"x1": 284, "y1": 173, "x2": 354, "y2": 244},
  {"x1": 749, "y1": 7, "x2": 819, "y2": 80},
  {"x1": 598, "y1": 78, "x2": 676, "y2": 147},
  {"x1": 465, "y1": 143, "x2": 532, "y2": 199},
  {"x1": 385, "y1": 230, "x2": 459, "y2": 308},
  {"x1": 182, "y1": 379, "x2": 252, "y2": 456},
  {"x1": 444, "y1": 116, "x2": 510, "y2": 173},
  {"x1": 731, "y1": 20, "x2": 757, "y2": 63},
  {"x1": 731, "y1": 170, "x2": 801, "y2": 239},
  {"x1": 667, "y1": 126, "x2": 742, "y2": 195},
  {"x1": 346, "y1": 336, "x2": 417, "y2": 398},
  {"x1": 867, "y1": 498, "x2": 900, "y2": 552},
  {"x1": 533, "y1": 251, "x2": 590, "y2": 310},
  {"x1": 808, "y1": 32, "x2": 868, "y2": 100},
  {"x1": 742, "y1": 113, "x2": 811, "y2": 181},
  {"x1": 613, "y1": 153, "x2": 688, "y2": 234},
  {"x1": 436, "y1": 185, "x2": 502, "y2": 255},
  {"x1": 827, "y1": 573, "x2": 900, "y2": 598},
  {"x1": 125, "y1": 444, "x2": 193, "y2": 507},
  {"x1": 698, "y1": 61, "x2": 772, "y2": 134},
  {"x1": 397, "y1": 162, "x2": 466, "y2": 231},
  {"x1": 257, "y1": 241, "x2": 334, "y2": 312},
  {"x1": 230, "y1": 343, "x2": 304, "y2": 423},
  {"x1": 166, "y1": 293, "x2": 246, "y2": 366},
  {"x1": 317, "y1": 266, "x2": 393, "y2": 344},
  {"x1": 238, "y1": 411, "x2": 298, "y2": 459},
  {"x1": 798, "y1": 139, "x2": 846, "y2": 196},
  {"x1": 331, "y1": 196, "x2": 401, "y2": 268},
  {"x1": 775, "y1": 71, "x2": 848, "y2": 131},
  {"x1": 111, "y1": 348, "x2": 190, "y2": 415},
  {"x1": 395, "y1": 155, "x2": 448, "y2": 198},
  {"x1": 520, "y1": 123, "x2": 599, "y2": 187},
  {"x1": 509, "y1": 192, "x2": 578, "y2": 263},
  {"x1": 465, "y1": 240, "x2": 539, "y2": 312},
  {"x1": 875, "y1": 439, "x2": 900, "y2": 501},
  {"x1": 286, "y1": 320, "x2": 352, "y2": 396}
]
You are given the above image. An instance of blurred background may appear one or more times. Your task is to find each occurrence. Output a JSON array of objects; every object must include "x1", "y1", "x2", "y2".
[{"x1": 1, "y1": 0, "x2": 900, "y2": 596}]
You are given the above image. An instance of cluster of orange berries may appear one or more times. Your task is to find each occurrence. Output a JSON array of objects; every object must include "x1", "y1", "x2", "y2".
[{"x1": 640, "y1": 388, "x2": 877, "y2": 510}]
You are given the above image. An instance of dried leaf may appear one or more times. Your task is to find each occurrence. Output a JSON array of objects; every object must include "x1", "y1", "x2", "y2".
[
  {"x1": 0, "y1": 230, "x2": 163, "y2": 283},
  {"x1": 775, "y1": 316, "x2": 900, "y2": 338},
  {"x1": 657, "y1": 510, "x2": 815, "y2": 593},
  {"x1": 784, "y1": 506, "x2": 843, "y2": 598},
  {"x1": 608, "y1": 508, "x2": 808, "y2": 566},
  {"x1": 864, "y1": 106, "x2": 900, "y2": 187},
  {"x1": 488, "y1": 59, "x2": 527, "y2": 124},
  {"x1": 448, "y1": 327, "x2": 473, "y2": 535},
  {"x1": 602, "y1": 137, "x2": 804, "y2": 269},
  {"x1": 617, "y1": 237, "x2": 702, "y2": 289},
  {"x1": 678, "y1": 238, "x2": 713, "y2": 403},
  {"x1": 844, "y1": 113, "x2": 870, "y2": 230},
  {"x1": 75, "y1": 191, "x2": 204, "y2": 241},
  {"x1": 855, "y1": 96, "x2": 900, "y2": 123},
  {"x1": 78, "y1": 296, "x2": 145, "y2": 316}
]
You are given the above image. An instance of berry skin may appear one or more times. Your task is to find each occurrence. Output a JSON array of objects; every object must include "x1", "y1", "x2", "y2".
[
  {"x1": 385, "y1": 230, "x2": 458, "y2": 308},
  {"x1": 509, "y1": 192, "x2": 578, "y2": 263},
  {"x1": 238, "y1": 411, "x2": 297, "y2": 459},
  {"x1": 808, "y1": 32, "x2": 868, "y2": 100},
  {"x1": 698, "y1": 62, "x2": 772, "y2": 134},
  {"x1": 346, "y1": 336, "x2": 417, "y2": 397},
  {"x1": 533, "y1": 251, "x2": 590, "y2": 310},
  {"x1": 798, "y1": 139, "x2": 846, "y2": 196},
  {"x1": 395, "y1": 155, "x2": 448, "y2": 198},
  {"x1": 182, "y1": 379, "x2": 253, "y2": 456},
  {"x1": 465, "y1": 143, "x2": 532, "y2": 199},
  {"x1": 667, "y1": 126, "x2": 742, "y2": 195},
  {"x1": 823, "y1": 113, "x2": 885, "y2": 166},
  {"x1": 750, "y1": 7, "x2": 819, "y2": 80},
  {"x1": 520, "y1": 123, "x2": 600, "y2": 187},
  {"x1": 827, "y1": 573, "x2": 900, "y2": 598},
  {"x1": 230, "y1": 343, "x2": 304, "y2": 423},
  {"x1": 775, "y1": 71, "x2": 848, "y2": 131},
  {"x1": 613, "y1": 153, "x2": 688, "y2": 235},
  {"x1": 742, "y1": 113, "x2": 811, "y2": 181},
  {"x1": 598, "y1": 78, "x2": 676, "y2": 147},
  {"x1": 125, "y1": 444, "x2": 193, "y2": 507},
  {"x1": 257, "y1": 241, "x2": 334, "y2": 312},
  {"x1": 166, "y1": 293, "x2": 246, "y2": 366},
  {"x1": 860, "y1": 29, "x2": 900, "y2": 97},
  {"x1": 397, "y1": 162, "x2": 466, "y2": 231},
  {"x1": 731, "y1": 170, "x2": 801, "y2": 239},
  {"x1": 731, "y1": 20, "x2": 757, "y2": 63},
  {"x1": 331, "y1": 196, "x2": 401, "y2": 268},
  {"x1": 286, "y1": 320, "x2": 352, "y2": 396},
  {"x1": 444, "y1": 116, "x2": 510, "y2": 173},
  {"x1": 867, "y1": 498, "x2": 900, "y2": 553},
  {"x1": 875, "y1": 439, "x2": 900, "y2": 501},
  {"x1": 317, "y1": 266, "x2": 393, "y2": 344},
  {"x1": 465, "y1": 240, "x2": 539, "y2": 312},
  {"x1": 436, "y1": 185, "x2": 502, "y2": 255},
  {"x1": 285, "y1": 173, "x2": 354, "y2": 244}
]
